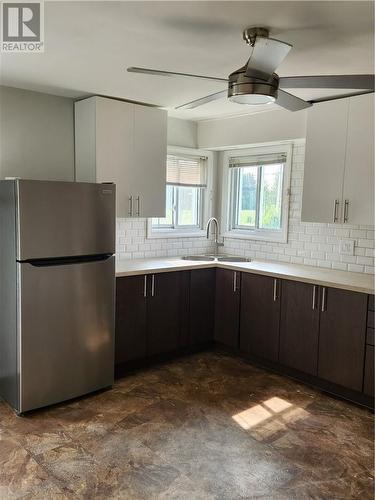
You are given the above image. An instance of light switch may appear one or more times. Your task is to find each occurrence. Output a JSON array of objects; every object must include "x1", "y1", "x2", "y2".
[{"x1": 340, "y1": 239, "x2": 355, "y2": 255}]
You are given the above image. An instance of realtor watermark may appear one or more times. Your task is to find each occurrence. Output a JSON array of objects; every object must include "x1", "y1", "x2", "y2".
[{"x1": 1, "y1": 1, "x2": 44, "y2": 52}]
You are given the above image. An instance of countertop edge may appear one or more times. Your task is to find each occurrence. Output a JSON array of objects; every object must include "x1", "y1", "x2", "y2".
[{"x1": 115, "y1": 260, "x2": 375, "y2": 295}]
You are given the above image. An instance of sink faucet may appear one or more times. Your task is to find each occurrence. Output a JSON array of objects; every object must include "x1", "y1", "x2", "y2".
[{"x1": 206, "y1": 217, "x2": 224, "y2": 255}]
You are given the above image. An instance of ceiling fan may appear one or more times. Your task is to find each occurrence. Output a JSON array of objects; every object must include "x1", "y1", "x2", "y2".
[{"x1": 127, "y1": 27, "x2": 375, "y2": 112}]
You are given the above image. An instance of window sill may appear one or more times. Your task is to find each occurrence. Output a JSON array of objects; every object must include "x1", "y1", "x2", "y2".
[
  {"x1": 147, "y1": 229, "x2": 207, "y2": 240},
  {"x1": 223, "y1": 230, "x2": 287, "y2": 244}
]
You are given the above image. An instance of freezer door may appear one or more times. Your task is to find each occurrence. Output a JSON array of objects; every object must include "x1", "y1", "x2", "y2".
[
  {"x1": 17, "y1": 180, "x2": 115, "y2": 260},
  {"x1": 18, "y1": 256, "x2": 115, "y2": 413}
]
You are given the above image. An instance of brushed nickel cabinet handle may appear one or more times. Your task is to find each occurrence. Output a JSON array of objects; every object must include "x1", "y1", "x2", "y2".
[
  {"x1": 321, "y1": 287, "x2": 326, "y2": 312},
  {"x1": 344, "y1": 199, "x2": 349, "y2": 223},
  {"x1": 333, "y1": 199, "x2": 339, "y2": 223},
  {"x1": 233, "y1": 272, "x2": 237, "y2": 292},
  {"x1": 128, "y1": 196, "x2": 133, "y2": 216},
  {"x1": 143, "y1": 275, "x2": 147, "y2": 298},
  {"x1": 312, "y1": 285, "x2": 317, "y2": 310},
  {"x1": 151, "y1": 274, "x2": 155, "y2": 297},
  {"x1": 136, "y1": 196, "x2": 140, "y2": 217},
  {"x1": 273, "y1": 279, "x2": 278, "y2": 302}
]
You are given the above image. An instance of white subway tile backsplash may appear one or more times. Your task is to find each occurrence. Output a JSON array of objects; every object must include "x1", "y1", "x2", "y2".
[
  {"x1": 358, "y1": 239, "x2": 374, "y2": 249},
  {"x1": 115, "y1": 218, "x2": 215, "y2": 260},
  {"x1": 218, "y1": 142, "x2": 374, "y2": 275},
  {"x1": 350, "y1": 229, "x2": 367, "y2": 238},
  {"x1": 115, "y1": 142, "x2": 374, "y2": 275}
]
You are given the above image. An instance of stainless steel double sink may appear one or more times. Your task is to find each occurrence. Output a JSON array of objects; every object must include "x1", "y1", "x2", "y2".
[{"x1": 182, "y1": 255, "x2": 250, "y2": 263}]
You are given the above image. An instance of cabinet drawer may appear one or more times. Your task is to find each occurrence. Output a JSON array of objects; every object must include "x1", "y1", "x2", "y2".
[
  {"x1": 366, "y1": 328, "x2": 375, "y2": 346},
  {"x1": 368, "y1": 295, "x2": 375, "y2": 312}
]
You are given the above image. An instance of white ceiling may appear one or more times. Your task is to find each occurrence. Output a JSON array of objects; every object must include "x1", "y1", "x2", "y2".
[{"x1": 1, "y1": 1, "x2": 374, "y2": 120}]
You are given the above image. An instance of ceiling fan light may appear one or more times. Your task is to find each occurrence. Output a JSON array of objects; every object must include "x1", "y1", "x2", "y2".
[
  {"x1": 229, "y1": 93, "x2": 275, "y2": 105},
  {"x1": 228, "y1": 68, "x2": 279, "y2": 106}
]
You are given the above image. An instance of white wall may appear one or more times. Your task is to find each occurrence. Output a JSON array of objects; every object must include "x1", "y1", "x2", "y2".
[
  {"x1": 167, "y1": 117, "x2": 197, "y2": 148},
  {"x1": 0, "y1": 86, "x2": 75, "y2": 180},
  {"x1": 197, "y1": 108, "x2": 307, "y2": 150}
]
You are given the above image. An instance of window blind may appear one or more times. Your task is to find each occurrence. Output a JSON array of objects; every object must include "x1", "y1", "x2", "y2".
[
  {"x1": 229, "y1": 153, "x2": 287, "y2": 168},
  {"x1": 166, "y1": 154, "x2": 207, "y2": 187}
]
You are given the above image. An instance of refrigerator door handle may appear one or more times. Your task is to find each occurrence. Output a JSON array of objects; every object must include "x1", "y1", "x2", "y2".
[{"x1": 20, "y1": 254, "x2": 113, "y2": 267}]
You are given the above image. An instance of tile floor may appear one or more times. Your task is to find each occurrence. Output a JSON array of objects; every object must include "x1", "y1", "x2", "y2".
[{"x1": 0, "y1": 352, "x2": 373, "y2": 499}]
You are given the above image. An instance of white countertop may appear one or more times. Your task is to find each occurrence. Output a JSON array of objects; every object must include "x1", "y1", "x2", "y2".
[{"x1": 116, "y1": 257, "x2": 375, "y2": 295}]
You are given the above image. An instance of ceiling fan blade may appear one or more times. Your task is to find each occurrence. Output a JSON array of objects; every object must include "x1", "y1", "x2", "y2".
[
  {"x1": 276, "y1": 89, "x2": 312, "y2": 112},
  {"x1": 245, "y1": 37, "x2": 292, "y2": 80},
  {"x1": 279, "y1": 74, "x2": 375, "y2": 90},
  {"x1": 127, "y1": 67, "x2": 228, "y2": 84},
  {"x1": 309, "y1": 89, "x2": 374, "y2": 104},
  {"x1": 175, "y1": 89, "x2": 228, "y2": 110}
]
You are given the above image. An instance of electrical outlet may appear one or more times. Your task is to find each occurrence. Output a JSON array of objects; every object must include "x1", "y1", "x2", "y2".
[{"x1": 340, "y1": 239, "x2": 355, "y2": 256}]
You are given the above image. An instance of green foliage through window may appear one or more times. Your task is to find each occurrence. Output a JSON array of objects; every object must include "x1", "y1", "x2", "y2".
[{"x1": 231, "y1": 162, "x2": 284, "y2": 231}]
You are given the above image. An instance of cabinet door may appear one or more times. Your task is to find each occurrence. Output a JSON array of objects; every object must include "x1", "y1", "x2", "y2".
[
  {"x1": 318, "y1": 287, "x2": 367, "y2": 391},
  {"x1": 214, "y1": 269, "x2": 240, "y2": 348},
  {"x1": 279, "y1": 280, "x2": 320, "y2": 375},
  {"x1": 95, "y1": 97, "x2": 135, "y2": 217},
  {"x1": 240, "y1": 274, "x2": 281, "y2": 362},
  {"x1": 147, "y1": 272, "x2": 182, "y2": 356},
  {"x1": 363, "y1": 345, "x2": 374, "y2": 397},
  {"x1": 133, "y1": 106, "x2": 167, "y2": 218},
  {"x1": 342, "y1": 94, "x2": 375, "y2": 226},
  {"x1": 189, "y1": 269, "x2": 216, "y2": 346},
  {"x1": 115, "y1": 275, "x2": 147, "y2": 364},
  {"x1": 301, "y1": 99, "x2": 348, "y2": 223}
]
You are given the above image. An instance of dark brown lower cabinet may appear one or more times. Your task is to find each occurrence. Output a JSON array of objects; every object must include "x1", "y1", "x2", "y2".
[
  {"x1": 115, "y1": 275, "x2": 147, "y2": 364},
  {"x1": 147, "y1": 272, "x2": 183, "y2": 356},
  {"x1": 116, "y1": 271, "x2": 188, "y2": 363},
  {"x1": 240, "y1": 273, "x2": 281, "y2": 362},
  {"x1": 279, "y1": 280, "x2": 320, "y2": 375},
  {"x1": 363, "y1": 345, "x2": 374, "y2": 397},
  {"x1": 189, "y1": 269, "x2": 216, "y2": 346},
  {"x1": 318, "y1": 287, "x2": 367, "y2": 392},
  {"x1": 214, "y1": 269, "x2": 241, "y2": 348}
]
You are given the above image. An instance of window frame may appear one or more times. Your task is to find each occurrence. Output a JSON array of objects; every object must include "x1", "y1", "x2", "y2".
[
  {"x1": 221, "y1": 143, "x2": 292, "y2": 243},
  {"x1": 147, "y1": 146, "x2": 214, "y2": 239}
]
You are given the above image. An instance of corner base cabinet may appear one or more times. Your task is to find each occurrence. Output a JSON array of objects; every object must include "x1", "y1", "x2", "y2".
[
  {"x1": 189, "y1": 269, "x2": 216, "y2": 346},
  {"x1": 214, "y1": 269, "x2": 241, "y2": 348}
]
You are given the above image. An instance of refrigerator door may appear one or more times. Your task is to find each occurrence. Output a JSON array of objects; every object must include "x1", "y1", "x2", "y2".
[
  {"x1": 16, "y1": 180, "x2": 115, "y2": 261},
  {"x1": 18, "y1": 256, "x2": 115, "y2": 413}
]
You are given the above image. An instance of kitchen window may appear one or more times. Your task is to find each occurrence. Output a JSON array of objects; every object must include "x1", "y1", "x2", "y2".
[
  {"x1": 222, "y1": 144, "x2": 292, "y2": 242},
  {"x1": 148, "y1": 148, "x2": 212, "y2": 238}
]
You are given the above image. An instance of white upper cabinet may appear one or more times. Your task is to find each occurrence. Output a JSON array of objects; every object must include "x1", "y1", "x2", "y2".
[
  {"x1": 301, "y1": 99, "x2": 348, "y2": 224},
  {"x1": 75, "y1": 96, "x2": 167, "y2": 218},
  {"x1": 342, "y1": 94, "x2": 374, "y2": 226},
  {"x1": 133, "y1": 105, "x2": 167, "y2": 218},
  {"x1": 301, "y1": 93, "x2": 374, "y2": 225}
]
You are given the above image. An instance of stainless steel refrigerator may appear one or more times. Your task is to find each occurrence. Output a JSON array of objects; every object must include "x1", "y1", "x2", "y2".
[{"x1": 0, "y1": 179, "x2": 116, "y2": 414}]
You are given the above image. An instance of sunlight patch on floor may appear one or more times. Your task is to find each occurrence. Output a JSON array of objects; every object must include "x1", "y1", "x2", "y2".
[{"x1": 232, "y1": 397, "x2": 309, "y2": 439}]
